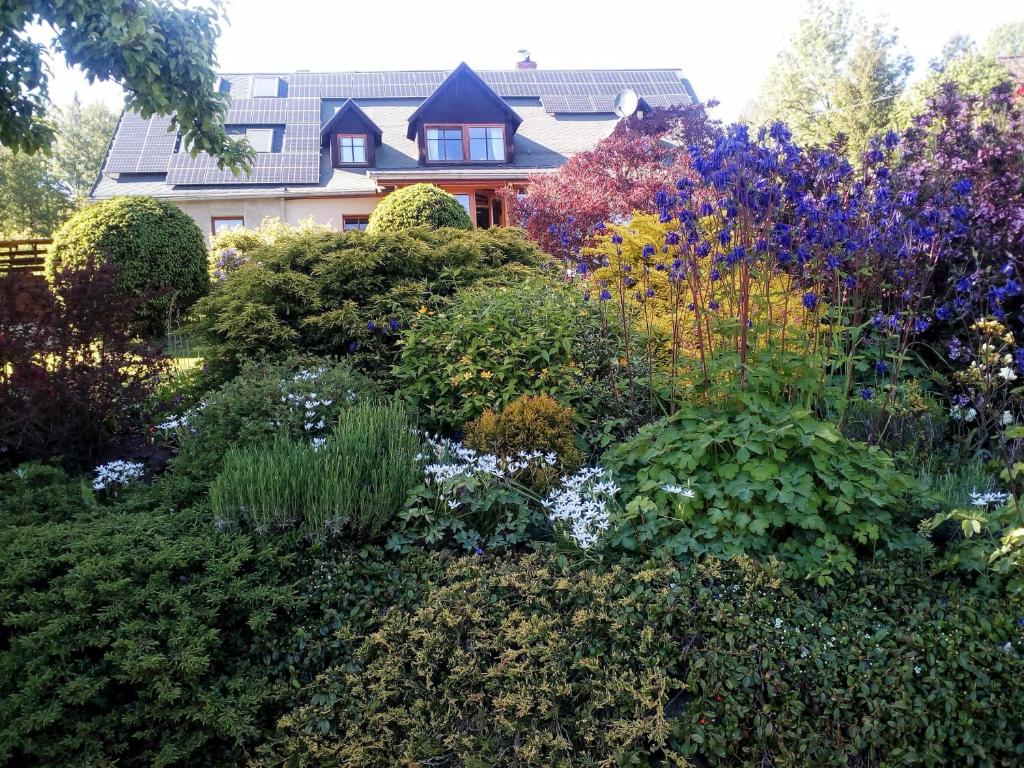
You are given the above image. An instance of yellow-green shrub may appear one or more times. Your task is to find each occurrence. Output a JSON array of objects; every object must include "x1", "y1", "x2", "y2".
[{"x1": 465, "y1": 393, "x2": 582, "y2": 487}]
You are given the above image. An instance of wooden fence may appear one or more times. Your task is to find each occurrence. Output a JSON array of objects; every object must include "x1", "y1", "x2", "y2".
[{"x1": 0, "y1": 239, "x2": 51, "y2": 276}]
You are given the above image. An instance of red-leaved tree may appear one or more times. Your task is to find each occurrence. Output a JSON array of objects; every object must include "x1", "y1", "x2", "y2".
[{"x1": 501, "y1": 104, "x2": 721, "y2": 256}]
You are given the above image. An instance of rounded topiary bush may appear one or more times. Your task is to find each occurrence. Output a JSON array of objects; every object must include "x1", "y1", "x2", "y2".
[
  {"x1": 365, "y1": 183, "x2": 472, "y2": 234},
  {"x1": 49, "y1": 196, "x2": 208, "y2": 335}
]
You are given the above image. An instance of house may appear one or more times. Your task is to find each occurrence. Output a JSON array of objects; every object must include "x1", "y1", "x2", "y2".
[{"x1": 91, "y1": 59, "x2": 697, "y2": 240}]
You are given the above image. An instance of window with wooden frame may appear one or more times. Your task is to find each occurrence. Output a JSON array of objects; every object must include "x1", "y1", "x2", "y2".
[
  {"x1": 336, "y1": 134, "x2": 368, "y2": 165},
  {"x1": 468, "y1": 125, "x2": 506, "y2": 161},
  {"x1": 211, "y1": 216, "x2": 244, "y2": 236},
  {"x1": 342, "y1": 215, "x2": 370, "y2": 231},
  {"x1": 426, "y1": 126, "x2": 464, "y2": 162},
  {"x1": 425, "y1": 124, "x2": 506, "y2": 163}
]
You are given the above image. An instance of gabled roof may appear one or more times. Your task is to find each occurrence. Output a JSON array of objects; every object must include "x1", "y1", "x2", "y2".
[
  {"x1": 320, "y1": 99, "x2": 383, "y2": 147},
  {"x1": 92, "y1": 66, "x2": 697, "y2": 196},
  {"x1": 405, "y1": 62, "x2": 523, "y2": 140}
]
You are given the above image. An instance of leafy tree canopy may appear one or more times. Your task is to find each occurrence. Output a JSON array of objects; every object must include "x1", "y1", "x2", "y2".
[
  {"x1": 894, "y1": 20, "x2": 1024, "y2": 124},
  {"x1": 0, "y1": 0, "x2": 253, "y2": 171},
  {"x1": 743, "y1": 0, "x2": 912, "y2": 153}
]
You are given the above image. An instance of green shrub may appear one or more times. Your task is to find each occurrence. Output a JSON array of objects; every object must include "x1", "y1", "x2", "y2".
[
  {"x1": 210, "y1": 401, "x2": 420, "y2": 538},
  {"x1": 189, "y1": 225, "x2": 542, "y2": 375},
  {"x1": 0, "y1": 500, "x2": 302, "y2": 767},
  {"x1": 0, "y1": 462, "x2": 89, "y2": 526},
  {"x1": 602, "y1": 397, "x2": 922, "y2": 582},
  {"x1": 262, "y1": 553, "x2": 1024, "y2": 768},
  {"x1": 394, "y1": 276, "x2": 615, "y2": 433},
  {"x1": 169, "y1": 356, "x2": 377, "y2": 484},
  {"x1": 465, "y1": 393, "x2": 583, "y2": 489},
  {"x1": 365, "y1": 183, "x2": 472, "y2": 234},
  {"x1": 49, "y1": 196, "x2": 208, "y2": 335}
]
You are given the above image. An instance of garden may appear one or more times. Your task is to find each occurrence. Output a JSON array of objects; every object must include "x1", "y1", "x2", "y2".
[{"x1": 2, "y1": 83, "x2": 1024, "y2": 767}]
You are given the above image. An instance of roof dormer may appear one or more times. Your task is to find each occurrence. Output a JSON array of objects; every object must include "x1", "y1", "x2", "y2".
[
  {"x1": 406, "y1": 63, "x2": 523, "y2": 165},
  {"x1": 321, "y1": 99, "x2": 383, "y2": 168}
]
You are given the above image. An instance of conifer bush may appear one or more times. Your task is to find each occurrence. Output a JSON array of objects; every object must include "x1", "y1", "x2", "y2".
[{"x1": 365, "y1": 183, "x2": 472, "y2": 234}]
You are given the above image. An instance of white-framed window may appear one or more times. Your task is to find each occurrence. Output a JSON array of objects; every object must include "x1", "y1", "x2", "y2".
[
  {"x1": 211, "y1": 216, "x2": 244, "y2": 236},
  {"x1": 245, "y1": 128, "x2": 275, "y2": 153},
  {"x1": 251, "y1": 76, "x2": 281, "y2": 98},
  {"x1": 468, "y1": 125, "x2": 505, "y2": 161},
  {"x1": 337, "y1": 134, "x2": 367, "y2": 164}
]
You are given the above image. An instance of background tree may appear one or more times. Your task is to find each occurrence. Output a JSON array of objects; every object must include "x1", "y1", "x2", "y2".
[
  {"x1": 0, "y1": 96, "x2": 117, "y2": 237},
  {"x1": 0, "y1": 0, "x2": 252, "y2": 170},
  {"x1": 52, "y1": 96, "x2": 118, "y2": 203},
  {"x1": 744, "y1": 0, "x2": 911, "y2": 152},
  {"x1": 0, "y1": 147, "x2": 70, "y2": 238},
  {"x1": 895, "y1": 21, "x2": 1024, "y2": 124}
]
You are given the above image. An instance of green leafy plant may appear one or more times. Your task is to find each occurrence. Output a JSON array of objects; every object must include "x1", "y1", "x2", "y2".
[
  {"x1": 261, "y1": 553, "x2": 1024, "y2": 768},
  {"x1": 210, "y1": 401, "x2": 419, "y2": 538},
  {"x1": 394, "y1": 276, "x2": 619, "y2": 433},
  {"x1": 603, "y1": 397, "x2": 922, "y2": 582},
  {"x1": 48, "y1": 196, "x2": 208, "y2": 335},
  {"x1": 365, "y1": 183, "x2": 472, "y2": 234}
]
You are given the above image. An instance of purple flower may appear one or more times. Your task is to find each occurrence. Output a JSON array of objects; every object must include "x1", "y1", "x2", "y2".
[
  {"x1": 599, "y1": 289, "x2": 612, "y2": 301},
  {"x1": 875, "y1": 360, "x2": 889, "y2": 376},
  {"x1": 642, "y1": 244, "x2": 656, "y2": 259},
  {"x1": 802, "y1": 292, "x2": 818, "y2": 311},
  {"x1": 936, "y1": 305, "x2": 952, "y2": 321},
  {"x1": 610, "y1": 233, "x2": 623, "y2": 245},
  {"x1": 860, "y1": 387, "x2": 874, "y2": 400},
  {"x1": 366, "y1": 321, "x2": 377, "y2": 332},
  {"x1": 709, "y1": 300, "x2": 721, "y2": 310},
  {"x1": 951, "y1": 179, "x2": 972, "y2": 195},
  {"x1": 388, "y1": 318, "x2": 401, "y2": 331}
]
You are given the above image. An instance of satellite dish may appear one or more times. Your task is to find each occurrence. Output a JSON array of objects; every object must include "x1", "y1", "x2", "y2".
[{"x1": 613, "y1": 88, "x2": 639, "y2": 118}]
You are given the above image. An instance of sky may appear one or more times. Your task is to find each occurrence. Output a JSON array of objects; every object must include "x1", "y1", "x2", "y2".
[{"x1": 38, "y1": 0, "x2": 1024, "y2": 122}]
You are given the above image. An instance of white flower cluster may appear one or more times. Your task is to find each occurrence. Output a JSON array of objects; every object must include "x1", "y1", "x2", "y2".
[
  {"x1": 542, "y1": 467, "x2": 618, "y2": 549},
  {"x1": 949, "y1": 404, "x2": 978, "y2": 422},
  {"x1": 156, "y1": 401, "x2": 207, "y2": 434},
  {"x1": 970, "y1": 489, "x2": 1010, "y2": 507},
  {"x1": 420, "y1": 435, "x2": 557, "y2": 486},
  {"x1": 1002, "y1": 410, "x2": 1015, "y2": 426},
  {"x1": 662, "y1": 483, "x2": 696, "y2": 498},
  {"x1": 277, "y1": 368, "x2": 353, "y2": 447},
  {"x1": 92, "y1": 460, "x2": 145, "y2": 491}
]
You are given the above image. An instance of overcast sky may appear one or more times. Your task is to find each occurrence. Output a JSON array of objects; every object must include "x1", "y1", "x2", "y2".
[{"x1": 38, "y1": 0, "x2": 1023, "y2": 122}]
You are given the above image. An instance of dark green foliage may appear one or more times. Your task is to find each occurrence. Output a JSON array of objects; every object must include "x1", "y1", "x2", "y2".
[
  {"x1": 365, "y1": 183, "x2": 472, "y2": 234},
  {"x1": 1, "y1": 2, "x2": 253, "y2": 169},
  {"x1": 0, "y1": 496, "x2": 302, "y2": 767},
  {"x1": 210, "y1": 401, "x2": 420, "y2": 538},
  {"x1": 189, "y1": 225, "x2": 542, "y2": 375},
  {"x1": 263, "y1": 552, "x2": 1024, "y2": 767},
  {"x1": 49, "y1": 196, "x2": 208, "y2": 336},
  {"x1": 394, "y1": 275, "x2": 626, "y2": 434},
  {"x1": 603, "y1": 398, "x2": 922, "y2": 582},
  {"x1": 170, "y1": 356, "x2": 377, "y2": 485},
  {"x1": 0, "y1": 463, "x2": 89, "y2": 526}
]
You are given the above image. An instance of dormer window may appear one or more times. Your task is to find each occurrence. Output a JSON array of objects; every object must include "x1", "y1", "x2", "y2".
[
  {"x1": 251, "y1": 76, "x2": 282, "y2": 98},
  {"x1": 337, "y1": 134, "x2": 368, "y2": 165},
  {"x1": 425, "y1": 125, "x2": 506, "y2": 163},
  {"x1": 426, "y1": 127, "x2": 464, "y2": 162},
  {"x1": 468, "y1": 126, "x2": 506, "y2": 161}
]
